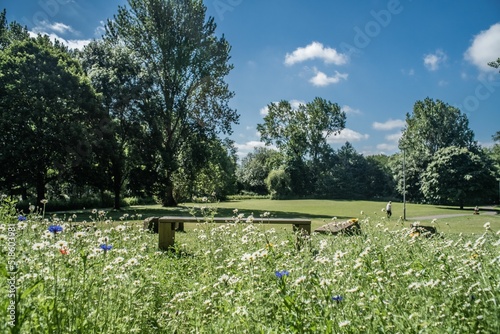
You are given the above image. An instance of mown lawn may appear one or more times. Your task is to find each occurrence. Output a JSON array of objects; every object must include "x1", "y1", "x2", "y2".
[{"x1": 69, "y1": 199, "x2": 499, "y2": 235}]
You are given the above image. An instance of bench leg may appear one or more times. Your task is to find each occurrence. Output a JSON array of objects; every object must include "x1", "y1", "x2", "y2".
[
  {"x1": 158, "y1": 222, "x2": 176, "y2": 250},
  {"x1": 293, "y1": 224, "x2": 311, "y2": 251},
  {"x1": 293, "y1": 224, "x2": 311, "y2": 235}
]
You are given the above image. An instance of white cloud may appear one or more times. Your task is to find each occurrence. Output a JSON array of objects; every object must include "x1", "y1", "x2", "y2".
[
  {"x1": 401, "y1": 68, "x2": 415, "y2": 76},
  {"x1": 290, "y1": 99, "x2": 305, "y2": 109},
  {"x1": 423, "y1": 49, "x2": 447, "y2": 71},
  {"x1": 259, "y1": 106, "x2": 269, "y2": 116},
  {"x1": 41, "y1": 33, "x2": 91, "y2": 50},
  {"x1": 94, "y1": 21, "x2": 106, "y2": 38},
  {"x1": 32, "y1": 21, "x2": 76, "y2": 35},
  {"x1": 372, "y1": 119, "x2": 405, "y2": 131},
  {"x1": 326, "y1": 128, "x2": 369, "y2": 144},
  {"x1": 438, "y1": 80, "x2": 448, "y2": 87},
  {"x1": 341, "y1": 105, "x2": 361, "y2": 114},
  {"x1": 65, "y1": 39, "x2": 92, "y2": 50},
  {"x1": 310, "y1": 68, "x2": 348, "y2": 87},
  {"x1": 464, "y1": 23, "x2": 500, "y2": 72},
  {"x1": 376, "y1": 143, "x2": 398, "y2": 152},
  {"x1": 284, "y1": 41, "x2": 348, "y2": 66},
  {"x1": 385, "y1": 132, "x2": 402, "y2": 142},
  {"x1": 234, "y1": 141, "x2": 270, "y2": 160}
]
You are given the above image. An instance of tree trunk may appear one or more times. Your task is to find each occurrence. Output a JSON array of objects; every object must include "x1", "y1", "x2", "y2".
[
  {"x1": 161, "y1": 183, "x2": 177, "y2": 207},
  {"x1": 36, "y1": 171, "x2": 45, "y2": 206},
  {"x1": 113, "y1": 168, "x2": 122, "y2": 210},
  {"x1": 114, "y1": 187, "x2": 121, "y2": 210}
]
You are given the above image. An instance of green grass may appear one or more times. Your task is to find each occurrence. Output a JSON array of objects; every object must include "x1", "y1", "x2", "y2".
[
  {"x1": 80, "y1": 199, "x2": 499, "y2": 235},
  {"x1": 2, "y1": 196, "x2": 500, "y2": 333}
]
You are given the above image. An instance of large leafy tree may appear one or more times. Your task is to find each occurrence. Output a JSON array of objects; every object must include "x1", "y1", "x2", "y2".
[
  {"x1": 173, "y1": 138, "x2": 238, "y2": 201},
  {"x1": 421, "y1": 146, "x2": 497, "y2": 208},
  {"x1": 105, "y1": 0, "x2": 238, "y2": 206},
  {"x1": 257, "y1": 97, "x2": 345, "y2": 195},
  {"x1": 236, "y1": 147, "x2": 283, "y2": 194},
  {"x1": 396, "y1": 97, "x2": 478, "y2": 202},
  {"x1": 0, "y1": 34, "x2": 103, "y2": 205},
  {"x1": 79, "y1": 40, "x2": 146, "y2": 209}
]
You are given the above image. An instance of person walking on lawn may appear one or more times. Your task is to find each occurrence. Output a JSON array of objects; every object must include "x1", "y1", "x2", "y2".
[{"x1": 386, "y1": 201, "x2": 392, "y2": 218}]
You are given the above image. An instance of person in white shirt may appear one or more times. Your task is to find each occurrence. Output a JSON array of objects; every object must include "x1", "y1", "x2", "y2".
[{"x1": 386, "y1": 201, "x2": 392, "y2": 218}]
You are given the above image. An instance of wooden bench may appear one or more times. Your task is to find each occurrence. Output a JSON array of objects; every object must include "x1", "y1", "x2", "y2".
[{"x1": 144, "y1": 216, "x2": 311, "y2": 250}]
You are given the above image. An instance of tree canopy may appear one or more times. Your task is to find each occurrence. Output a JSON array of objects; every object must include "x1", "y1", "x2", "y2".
[
  {"x1": 421, "y1": 146, "x2": 497, "y2": 208},
  {"x1": 0, "y1": 34, "x2": 103, "y2": 205},
  {"x1": 105, "y1": 0, "x2": 239, "y2": 206},
  {"x1": 394, "y1": 97, "x2": 480, "y2": 203}
]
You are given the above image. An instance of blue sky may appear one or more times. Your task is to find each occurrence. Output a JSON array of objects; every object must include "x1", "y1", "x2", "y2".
[{"x1": 4, "y1": 0, "x2": 500, "y2": 159}]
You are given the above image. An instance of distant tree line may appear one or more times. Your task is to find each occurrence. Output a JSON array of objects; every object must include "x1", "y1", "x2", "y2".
[
  {"x1": 1, "y1": 3, "x2": 499, "y2": 210},
  {"x1": 237, "y1": 97, "x2": 499, "y2": 208}
]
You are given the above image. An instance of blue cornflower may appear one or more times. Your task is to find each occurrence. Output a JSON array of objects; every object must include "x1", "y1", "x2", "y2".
[
  {"x1": 332, "y1": 295, "x2": 343, "y2": 303},
  {"x1": 18, "y1": 215, "x2": 27, "y2": 221},
  {"x1": 48, "y1": 225, "x2": 63, "y2": 234},
  {"x1": 275, "y1": 270, "x2": 290, "y2": 279},
  {"x1": 99, "y1": 244, "x2": 113, "y2": 252}
]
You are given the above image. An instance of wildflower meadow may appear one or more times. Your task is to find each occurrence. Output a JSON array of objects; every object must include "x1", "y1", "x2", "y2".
[{"x1": 1, "y1": 198, "x2": 499, "y2": 333}]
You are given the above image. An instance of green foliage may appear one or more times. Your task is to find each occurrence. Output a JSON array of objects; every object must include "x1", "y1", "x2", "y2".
[
  {"x1": 400, "y1": 97, "x2": 477, "y2": 156},
  {"x1": 396, "y1": 98, "x2": 479, "y2": 204},
  {"x1": 105, "y1": 0, "x2": 238, "y2": 206},
  {"x1": 0, "y1": 10, "x2": 29, "y2": 49},
  {"x1": 265, "y1": 169, "x2": 292, "y2": 199},
  {"x1": 173, "y1": 139, "x2": 238, "y2": 201},
  {"x1": 0, "y1": 34, "x2": 104, "y2": 205},
  {"x1": 78, "y1": 39, "x2": 147, "y2": 209},
  {"x1": 237, "y1": 147, "x2": 282, "y2": 194},
  {"x1": 258, "y1": 97, "x2": 345, "y2": 162},
  {"x1": 421, "y1": 146, "x2": 498, "y2": 208}
]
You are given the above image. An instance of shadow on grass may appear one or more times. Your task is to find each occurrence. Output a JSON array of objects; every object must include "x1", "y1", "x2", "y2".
[
  {"x1": 135, "y1": 205, "x2": 355, "y2": 222},
  {"x1": 53, "y1": 201, "x2": 373, "y2": 223}
]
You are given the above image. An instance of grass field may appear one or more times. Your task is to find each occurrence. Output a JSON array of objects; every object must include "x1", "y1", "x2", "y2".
[
  {"x1": 2, "y1": 197, "x2": 500, "y2": 333},
  {"x1": 82, "y1": 199, "x2": 500, "y2": 235}
]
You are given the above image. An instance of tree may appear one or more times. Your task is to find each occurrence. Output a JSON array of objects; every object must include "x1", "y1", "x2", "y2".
[
  {"x1": 488, "y1": 58, "x2": 500, "y2": 72},
  {"x1": 365, "y1": 155, "x2": 396, "y2": 199},
  {"x1": 396, "y1": 97, "x2": 478, "y2": 201},
  {"x1": 173, "y1": 138, "x2": 237, "y2": 201},
  {"x1": 421, "y1": 146, "x2": 497, "y2": 208},
  {"x1": 400, "y1": 98, "x2": 477, "y2": 156},
  {"x1": 79, "y1": 40, "x2": 146, "y2": 209},
  {"x1": 236, "y1": 147, "x2": 283, "y2": 194},
  {"x1": 493, "y1": 131, "x2": 500, "y2": 142},
  {"x1": 0, "y1": 35, "x2": 103, "y2": 205},
  {"x1": 105, "y1": 0, "x2": 238, "y2": 206},
  {"x1": 257, "y1": 97, "x2": 345, "y2": 195},
  {"x1": 265, "y1": 169, "x2": 291, "y2": 199},
  {"x1": 0, "y1": 9, "x2": 29, "y2": 49}
]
